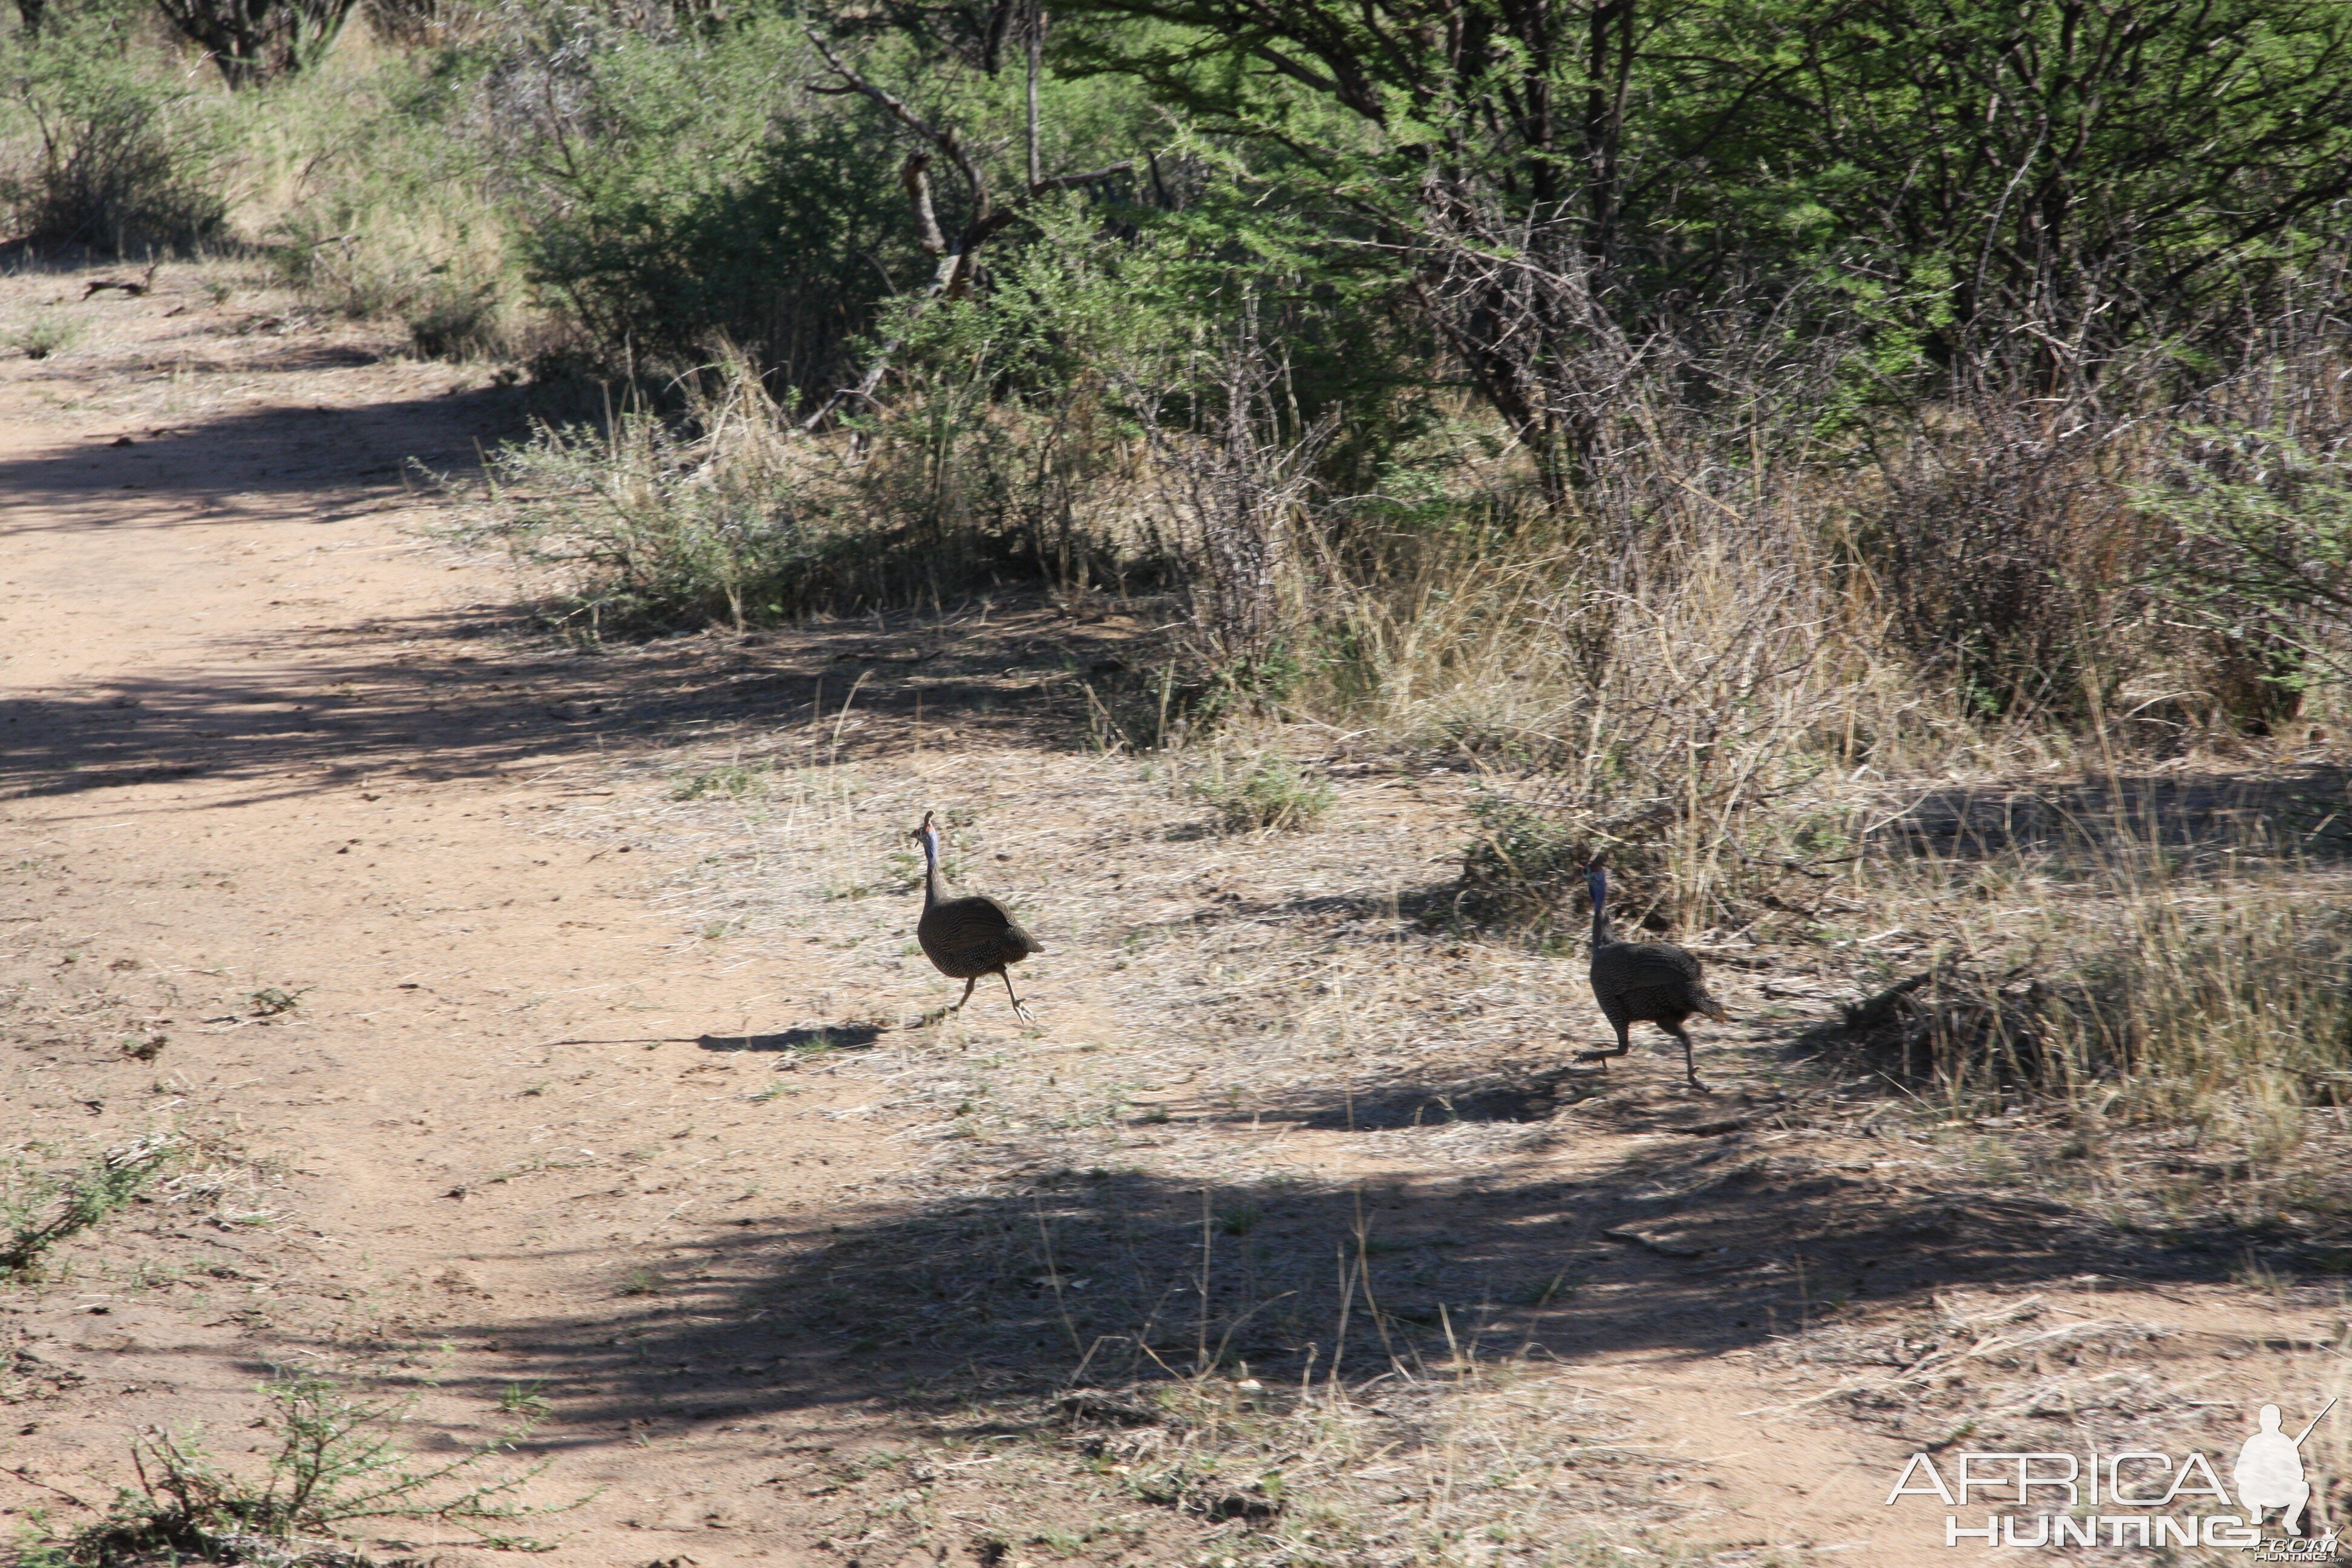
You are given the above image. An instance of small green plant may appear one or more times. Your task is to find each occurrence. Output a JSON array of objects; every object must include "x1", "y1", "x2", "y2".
[
  {"x1": 2, "y1": 1134, "x2": 181, "y2": 1276},
  {"x1": 247, "y1": 986, "x2": 308, "y2": 1016},
  {"x1": 10, "y1": 313, "x2": 84, "y2": 361},
  {"x1": 618, "y1": 1267, "x2": 665, "y2": 1296},
  {"x1": 674, "y1": 762, "x2": 767, "y2": 800},
  {"x1": 1192, "y1": 754, "x2": 1334, "y2": 832},
  {"x1": 48, "y1": 1373, "x2": 573, "y2": 1564},
  {"x1": 495, "y1": 1381, "x2": 551, "y2": 1421}
]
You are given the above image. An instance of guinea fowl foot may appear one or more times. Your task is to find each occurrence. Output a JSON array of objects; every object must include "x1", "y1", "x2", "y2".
[
  {"x1": 1573, "y1": 1048, "x2": 1624, "y2": 1065},
  {"x1": 1010, "y1": 1002, "x2": 1036, "y2": 1024}
]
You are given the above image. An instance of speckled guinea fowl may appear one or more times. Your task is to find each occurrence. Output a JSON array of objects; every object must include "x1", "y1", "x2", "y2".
[
  {"x1": 913, "y1": 811, "x2": 1042, "y2": 1022},
  {"x1": 1575, "y1": 856, "x2": 1726, "y2": 1091}
]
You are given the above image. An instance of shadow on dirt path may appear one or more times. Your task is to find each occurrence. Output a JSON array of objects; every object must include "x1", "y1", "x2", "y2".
[
  {"x1": 0, "y1": 599, "x2": 1165, "y2": 806},
  {"x1": 401, "y1": 1123, "x2": 2288, "y2": 1447}
]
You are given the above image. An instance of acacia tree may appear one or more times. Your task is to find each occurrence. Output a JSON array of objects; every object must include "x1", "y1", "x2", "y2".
[
  {"x1": 1059, "y1": 0, "x2": 2352, "y2": 483},
  {"x1": 1062, "y1": 0, "x2": 1663, "y2": 490},
  {"x1": 1681, "y1": 1, "x2": 2352, "y2": 396},
  {"x1": 154, "y1": 0, "x2": 358, "y2": 87},
  {"x1": 797, "y1": 8, "x2": 1131, "y2": 426}
]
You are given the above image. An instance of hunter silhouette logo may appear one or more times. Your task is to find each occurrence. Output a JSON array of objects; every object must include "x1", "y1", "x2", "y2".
[
  {"x1": 1884, "y1": 1396, "x2": 2340, "y2": 1552},
  {"x1": 2235, "y1": 1402, "x2": 2323, "y2": 1537}
]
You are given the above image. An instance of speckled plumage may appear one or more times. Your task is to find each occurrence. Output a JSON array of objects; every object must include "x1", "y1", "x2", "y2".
[
  {"x1": 1575, "y1": 858, "x2": 1725, "y2": 1090},
  {"x1": 914, "y1": 811, "x2": 1042, "y2": 1022}
]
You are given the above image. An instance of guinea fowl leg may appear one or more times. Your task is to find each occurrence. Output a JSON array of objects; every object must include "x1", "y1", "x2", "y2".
[
  {"x1": 1667, "y1": 1022, "x2": 1709, "y2": 1093},
  {"x1": 1575, "y1": 1013, "x2": 1633, "y2": 1067},
  {"x1": 999, "y1": 968, "x2": 1034, "y2": 1024},
  {"x1": 947, "y1": 975, "x2": 978, "y2": 1013}
]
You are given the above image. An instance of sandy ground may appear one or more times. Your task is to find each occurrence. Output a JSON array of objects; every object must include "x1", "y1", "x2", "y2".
[{"x1": 1, "y1": 262, "x2": 2347, "y2": 1568}]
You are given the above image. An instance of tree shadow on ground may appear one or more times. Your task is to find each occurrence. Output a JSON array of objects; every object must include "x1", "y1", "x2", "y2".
[
  {"x1": 0, "y1": 387, "x2": 529, "y2": 524},
  {"x1": 0, "y1": 593, "x2": 1152, "y2": 805},
  {"x1": 1, "y1": 372, "x2": 1160, "y2": 803},
  {"x1": 398, "y1": 1121, "x2": 2335, "y2": 1453},
  {"x1": 1152, "y1": 1062, "x2": 1616, "y2": 1131},
  {"x1": 1869, "y1": 767, "x2": 2352, "y2": 864}
]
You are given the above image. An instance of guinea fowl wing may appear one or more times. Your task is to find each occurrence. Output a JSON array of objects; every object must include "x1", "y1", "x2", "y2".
[
  {"x1": 1592, "y1": 942, "x2": 1700, "y2": 993},
  {"x1": 1593, "y1": 941, "x2": 1724, "y2": 1021},
  {"x1": 921, "y1": 894, "x2": 1040, "y2": 975}
]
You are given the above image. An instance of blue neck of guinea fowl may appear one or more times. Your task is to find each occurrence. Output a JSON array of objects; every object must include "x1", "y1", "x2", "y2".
[
  {"x1": 921, "y1": 827, "x2": 945, "y2": 906},
  {"x1": 1589, "y1": 868, "x2": 1611, "y2": 949}
]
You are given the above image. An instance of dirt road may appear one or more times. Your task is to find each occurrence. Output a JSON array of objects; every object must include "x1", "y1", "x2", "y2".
[{"x1": 2, "y1": 264, "x2": 2344, "y2": 1568}]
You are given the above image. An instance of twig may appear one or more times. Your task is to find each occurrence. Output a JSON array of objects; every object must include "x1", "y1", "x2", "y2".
[{"x1": 1, "y1": 1464, "x2": 98, "y2": 1511}]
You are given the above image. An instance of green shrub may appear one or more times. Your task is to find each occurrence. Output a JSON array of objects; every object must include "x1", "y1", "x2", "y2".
[
  {"x1": 253, "y1": 51, "x2": 523, "y2": 358},
  {"x1": 0, "y1": 10, "x2": 226, "y2": 253},
  {"x1": 2, "y1": 1134, "x2": 180, "y2": 1277},
  {"x1": 2141, "y1": 427, "x2": 2352, "y2": 698},
  {"x1": 1192, "y1": 754, "x2": 1334, "y2": 832},
  {"x1": 1450, "y1": 795, "x2": 1612, "y2": 935},
  {"x1": 507, "y1": 18, "x2": 916, "y2": 391},
  {"x1": 48, "y1": 1373, "x2": 569, "y2": 1564},
  {"x1": 7, "y1": 310, "x2": 82, "y2": 358}
]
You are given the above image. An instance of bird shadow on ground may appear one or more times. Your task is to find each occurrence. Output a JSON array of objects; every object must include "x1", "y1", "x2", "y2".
[
  {"x1": 1174, "y1": 1068, "x2": 1604, "y2": 1131},
  {"x1": 696, "y1": 1024, "x2": 884, "y2": 1054}
]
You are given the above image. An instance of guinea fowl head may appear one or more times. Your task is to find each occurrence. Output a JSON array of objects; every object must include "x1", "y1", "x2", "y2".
[{"x1": 914, "y1": 811, "x2": 944, "y2": 882}]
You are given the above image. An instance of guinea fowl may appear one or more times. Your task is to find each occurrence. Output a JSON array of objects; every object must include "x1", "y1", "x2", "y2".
[
  {"x1": 1575, "y1": 855, "x2": 1726, "y2": 1091},
  {"x1": 913, "y1": 811, "x2": 1042, "y2": 1022}
]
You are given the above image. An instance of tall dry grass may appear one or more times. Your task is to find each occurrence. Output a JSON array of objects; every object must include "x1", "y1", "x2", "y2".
[{"x1": 1820, "y1": 803, "x2": 2352, "y2": 1171}]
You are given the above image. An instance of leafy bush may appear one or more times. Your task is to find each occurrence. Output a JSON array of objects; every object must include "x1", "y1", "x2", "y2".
[
  {"x1": 1192, "y1": 754, "x2": 1333, "y2": 832},
  {"x1": 2141, "y1": 427, "x2": 2352, "y2": 698},
  {"x1": 1451, "y1": 795, "x2": 1610, "y2": 935},
  {"x1": 497, "y1": 16, "x2": 917, "y2": 392},
  {"x1": 0, "y1": 11, "x2": 226, "y2": 253}
]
